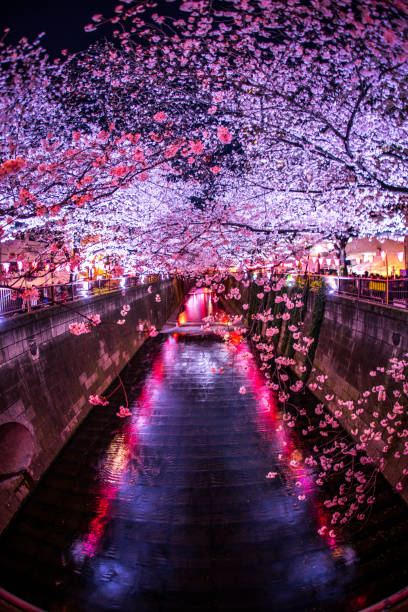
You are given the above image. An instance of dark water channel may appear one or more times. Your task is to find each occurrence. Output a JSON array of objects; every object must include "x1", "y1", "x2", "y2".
[{"x1": 0, "y1": 290, "x2": 407, "y2": 611}]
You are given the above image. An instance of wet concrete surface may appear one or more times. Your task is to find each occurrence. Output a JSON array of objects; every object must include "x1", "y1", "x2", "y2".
[{"x1": 0, "y1": 290, "x2": 407, "y2": 611}]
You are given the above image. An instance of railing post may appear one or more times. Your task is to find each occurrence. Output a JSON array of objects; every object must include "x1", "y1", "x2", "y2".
[
  {"x1": 386, "y1": 277, "x2": 389, "y2": 305},
  {"x1": 358, "y1": 278, "x2": 361, "y2": 299}
]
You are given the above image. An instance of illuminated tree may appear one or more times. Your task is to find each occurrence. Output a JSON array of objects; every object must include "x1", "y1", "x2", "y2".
[{"x1": 79, "y1": 0, "x2": 408, "y2": 265}]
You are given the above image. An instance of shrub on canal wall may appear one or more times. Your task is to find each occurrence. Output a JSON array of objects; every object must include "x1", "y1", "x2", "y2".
[{"x1": 299, "y1": 278, "x2": 326, "y2": 382}]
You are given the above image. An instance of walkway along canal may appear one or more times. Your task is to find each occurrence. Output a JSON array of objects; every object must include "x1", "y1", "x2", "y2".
[{"x1": 0, "y1": 289, "x2": 407, "y2": 611}]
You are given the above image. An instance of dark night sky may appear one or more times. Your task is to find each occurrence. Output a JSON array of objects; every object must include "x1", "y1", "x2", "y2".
[{"x1": 0, "y1": 0, "x2": 119, "y2": 55}]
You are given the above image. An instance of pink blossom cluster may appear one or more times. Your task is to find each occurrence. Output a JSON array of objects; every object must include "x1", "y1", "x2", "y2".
[
  {"x1": 89, "y1": 394, "x2": 109, "y2": 406},
  {"x1": 117, "y1": 303, "x2": 130, "y2": 325},
  {"x1": 89, "y1": 314, "x2": 101, "y2": 326},
  {"x1": 116, "y1": 405, "x2": 132, "y2": 418},
  {"x1": 69, "y1": 321, "x2": 91, "y2": 335},
  {"x1": 194, "y1": 271, "x2": 408, "y2": 533}
]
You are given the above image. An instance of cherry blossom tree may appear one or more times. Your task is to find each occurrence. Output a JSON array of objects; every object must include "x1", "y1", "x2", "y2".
[{"x1": 79, "y1": 0, "x2": 408, "y2": 265}]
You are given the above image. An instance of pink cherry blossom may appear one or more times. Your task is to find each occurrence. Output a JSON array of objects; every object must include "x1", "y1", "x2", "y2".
[
  {"x1": 217, "y1": 126, "x2": 232, "y2": 144},
  {"x1": 116, "y1": 405, "x2": 132, "y2": 418},
  {"x1": 153, "y1": 111, "x2": 166, "y2": 123},
  {"x1": 189, "y1": 140, "x2": 203, "y2": 155},
  {"x1": 89, "y1": 394, "x2": 109, "y2": 406}
]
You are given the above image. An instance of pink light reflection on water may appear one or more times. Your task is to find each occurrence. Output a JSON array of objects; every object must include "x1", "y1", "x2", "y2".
[
  {"x1": 75, "y1": 337, "x2": 178, "y2": 561},
  {"x1": 78, "y1": 290, "x2": 226, "y2": 561},
  {"x1": 233, "y1": 336, "x2": 336, "y2": 546},
  {"x1": 181, "y1": 289, "x2": 321, "y2": 521},
  {"x1": 178, "y1": 288, "x2": 227, "y2": 325}
]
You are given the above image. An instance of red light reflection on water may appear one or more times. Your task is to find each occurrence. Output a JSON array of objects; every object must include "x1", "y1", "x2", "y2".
[
  {"x1": 82, "y1": 485, "x2": 118, "y2": 558},
  {"x1": 77, "y1": 336, "x2": 178, "y2": 560},
  {"x1": 179, "y1": 291, "x2": 322, "y2": 524},
  {"x1": 233, "y1": 339, "x2": 325, "y2": 534},
  {"x1": 178, "y1": 288, "x2": 225, "y2": 325},
  {"x1": 79, "y1": 289, "x2": 230, "y2": 560}
]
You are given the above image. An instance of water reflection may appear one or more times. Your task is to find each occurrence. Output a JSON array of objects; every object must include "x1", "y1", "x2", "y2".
[
  {"x1": 177, "y1": 287, "x2": 227, "y2": 326},
  {"x1": 65, "y1": 289, "x2": 357, "y2": 610}
]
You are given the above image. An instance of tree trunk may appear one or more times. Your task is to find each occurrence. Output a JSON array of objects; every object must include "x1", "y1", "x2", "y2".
[{"x1": 337, "y1": 236, "x2": 349, "y2": 276}]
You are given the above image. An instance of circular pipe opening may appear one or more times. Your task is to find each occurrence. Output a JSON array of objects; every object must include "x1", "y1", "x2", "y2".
[{"x1": 0, "y1": 422, "x2": 34, "y2": 476}]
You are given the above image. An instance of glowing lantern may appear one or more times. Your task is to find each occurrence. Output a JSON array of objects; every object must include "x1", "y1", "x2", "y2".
[
  {"x1": 326, "y1": 258, "x2": 331, "y2": 266},
  {"x1": 381, "y1": 250, "x2": 386, "y2": 260},
  {"x1": 2, "y1": 262, "x2": 10, "y2": 274},
  {"x1": 17, "y1": 261, "x2": 23, "y2": 272},
  {"x1": 397, "y1": 252, "x2": 404, "y2": 263}
]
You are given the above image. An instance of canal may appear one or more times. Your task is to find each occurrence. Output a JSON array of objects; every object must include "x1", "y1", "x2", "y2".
[{"x1": 0, "y1": 289, "x2": 407, "y2": 611}]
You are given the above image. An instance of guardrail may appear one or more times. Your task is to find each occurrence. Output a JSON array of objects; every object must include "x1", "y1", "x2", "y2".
[
  {"x1": 0, "y1": 587, "x2": 45, "y2": 612},
  {"x1": 0, "y1": 275, "x2": 165, "y2": 317},
  {"x1": 308, "y1": 274, "x2": 408, "y2": 308},
  {"x1": 248, "y1": 269, "x2": 408, "y2": 309}
]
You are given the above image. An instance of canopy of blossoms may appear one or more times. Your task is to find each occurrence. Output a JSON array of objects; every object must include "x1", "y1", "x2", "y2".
[{"x1": 1, "y1": 0, "x2": 408, "y2": 273}]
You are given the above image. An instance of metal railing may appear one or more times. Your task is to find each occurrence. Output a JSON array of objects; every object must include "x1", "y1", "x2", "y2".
[
  {"x1": 308, "y1": 274, "x2": 408, "y2": 308},
  {"x1": 0, "y1": 275, "x2": 164, "y2": 317},
  {"x1": 0, "y1": 586, "x2": 46, "y2": 612}
]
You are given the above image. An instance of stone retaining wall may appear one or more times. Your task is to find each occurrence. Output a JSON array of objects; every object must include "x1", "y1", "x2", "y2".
[
  {"x1": 223, "y1": 278, "x2": 408, "y2": 502},
  {"x1": 0, "y1": 278, "x2": 184, "y2": 533},
  {"x1": 297, "y1": 291, "x2": 408, "y2": 501}
]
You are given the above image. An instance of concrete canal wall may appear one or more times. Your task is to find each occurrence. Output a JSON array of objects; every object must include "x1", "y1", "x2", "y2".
[
  {"x1": 0, "y1": 278, "x2": 185, "y2": 534},
  {"x1": 226, "y1": 280, "x2": 408, "y2": 502},
  {"x1": 298, "y1": 291, "x2": 407, "y2": 395},
  {"x1": 297, "y1": 291, "x2": 408, "y2": 501}
]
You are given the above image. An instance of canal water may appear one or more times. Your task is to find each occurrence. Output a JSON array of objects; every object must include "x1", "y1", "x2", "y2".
[{"x1": 0, "y1": 289, "x2": 407, "y2": 611}]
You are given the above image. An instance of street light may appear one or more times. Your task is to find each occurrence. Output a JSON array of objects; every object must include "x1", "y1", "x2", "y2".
[{"x1": 380, "y1": 250, "x2": 389, "y2": 278}]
